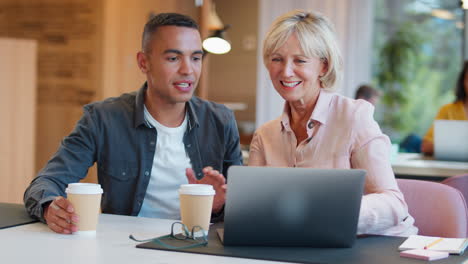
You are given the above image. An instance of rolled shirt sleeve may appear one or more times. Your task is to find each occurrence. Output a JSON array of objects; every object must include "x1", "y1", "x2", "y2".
[
  {"x1": 24, "y1": 106, "x2": 97, "y2": 222},
  {"x1": 351, "y1": 103, "x2": 416, "y2": 236}
]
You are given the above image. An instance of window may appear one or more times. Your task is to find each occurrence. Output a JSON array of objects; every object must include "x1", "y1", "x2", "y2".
[{"x1": 372, "y1": 0, "x2": 463, "y2": 142}]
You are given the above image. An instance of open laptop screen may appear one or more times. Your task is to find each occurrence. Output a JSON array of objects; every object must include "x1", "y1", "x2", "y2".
[
  {"x1": 223, "y1": 166, "x2": 366, "y2": 247},
  {"x1": 434, "y1": 120, "x2": 468, "y2": 162}
]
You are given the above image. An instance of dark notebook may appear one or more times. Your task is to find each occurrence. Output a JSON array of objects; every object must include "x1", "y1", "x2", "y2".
[{"x1": 0, "y1": 203, "x2": 37, "y2": 229}]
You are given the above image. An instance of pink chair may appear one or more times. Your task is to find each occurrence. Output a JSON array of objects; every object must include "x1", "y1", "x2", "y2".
[
  {"x1": 397, "y1": 179, "x2": 468, "y2": 238},
  {"x1": 442, "y1": 174, "x2": 468, "y2": 208}
]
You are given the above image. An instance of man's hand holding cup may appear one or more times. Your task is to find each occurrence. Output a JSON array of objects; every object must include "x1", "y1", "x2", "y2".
[
  {"x1": 44, "y1": 183, "x2": 103, "y2": 235},
  {"x1": 44, "y1": 196, "x2": 78, "y2": 234}
]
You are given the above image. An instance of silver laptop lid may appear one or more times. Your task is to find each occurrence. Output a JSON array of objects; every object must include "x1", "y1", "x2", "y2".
[
  {"x1": 223, "y1": 166, "x2": 366, "y2": 247},
  {"x1": 434, "y1": 120, "x2": 468, "y2": 162}
]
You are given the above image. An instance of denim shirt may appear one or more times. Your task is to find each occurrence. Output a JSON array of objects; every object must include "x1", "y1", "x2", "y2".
[{"x1": 24, "y1": 83, "x2": 243, "y2": 222}]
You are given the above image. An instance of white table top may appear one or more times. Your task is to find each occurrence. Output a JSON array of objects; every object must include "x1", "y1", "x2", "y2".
[
  {"x1": 391, "y1": 153, "x2": 468, "y2": 178},
  {"x1": 0, "y1": 214, "x2": 281, "y2": 264}
]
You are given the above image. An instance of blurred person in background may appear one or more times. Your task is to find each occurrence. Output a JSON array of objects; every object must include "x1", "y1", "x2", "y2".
[
  {"x1": 421, "y1": 61, "x2": 468, "y2": 155},
  {"x1": 355, "y1": 84, "x2": 381, "y2": 106}
]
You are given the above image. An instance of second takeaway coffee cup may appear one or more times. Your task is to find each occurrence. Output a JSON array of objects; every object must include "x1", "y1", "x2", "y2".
[
  {"x1": 65, "y1": 183, "x2": 103, "y2": 235},
  {"x1": 178, "y1": 184, "x2": 215, "y2": 236}
]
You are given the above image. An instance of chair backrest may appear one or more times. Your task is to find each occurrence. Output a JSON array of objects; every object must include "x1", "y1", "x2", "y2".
[
  {"x1": 442, "y1": 174, "x2": 468, "y2": 208},
  {"x1": 397, "y1": 179, "x2": 468, "y2": 238}
]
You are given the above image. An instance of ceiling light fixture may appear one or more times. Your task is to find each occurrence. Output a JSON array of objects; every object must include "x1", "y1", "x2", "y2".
[
  {"x1": 203, "y1": 25, "x2": 231, "y2": 55},
  {"x1": 202, "y1": 3, "x2": 231, "y2": 55}
]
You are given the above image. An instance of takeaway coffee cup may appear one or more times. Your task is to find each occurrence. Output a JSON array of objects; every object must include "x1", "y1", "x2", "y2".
[
  {"x1": 65, "y1": 183, "x2": 103, "y2": 235},
  {"x1": 178, "y1": 184, "x2": 215, "y2": 236}
]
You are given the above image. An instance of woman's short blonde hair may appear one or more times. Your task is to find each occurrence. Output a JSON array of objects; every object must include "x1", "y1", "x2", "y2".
[{"x1": 263, "y1": 10, "x2": 342, "y2": 90}]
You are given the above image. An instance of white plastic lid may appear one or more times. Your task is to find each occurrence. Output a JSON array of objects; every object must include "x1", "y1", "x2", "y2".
[
  {"x1": 178, "y1": 184, "x2": 215, "y2": 196},
  {"x1": 73, "y1": 230, "x2": 97, "y2": 236},
  {"x1": 65, "y1": 183, "x2": 103, "y2": 194}
]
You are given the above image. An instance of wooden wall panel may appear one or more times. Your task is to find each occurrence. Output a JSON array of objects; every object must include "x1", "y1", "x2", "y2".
[
  {"x1": 0, "y1": 0, "x2": 103, "y2": 178},
  {"x1": 0, "y1": 1, "x2": 200, "y2": 190},
  {"x1": 0, "y1": 38, "x2": 37, "y2": 203},
  {"x1": 208, "y1": 0, "x2": 258, "y2": 124}
]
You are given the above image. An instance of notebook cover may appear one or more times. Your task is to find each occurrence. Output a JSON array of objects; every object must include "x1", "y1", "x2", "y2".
[
  {"x1": 400, "y1": 249, "x2": 449, "y2": 261},
  {"x1": 0, "y1": 203, "x2": 37, "y2": 229},
  {"x1": 399, "y1": 235, "x2": 468, "y2": 254}
]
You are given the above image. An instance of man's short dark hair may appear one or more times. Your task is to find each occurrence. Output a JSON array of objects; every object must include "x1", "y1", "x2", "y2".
[
  {"x1": 142, "y1": 13, "x2": 199, "y2": 53},
  {"x1": 354, "y1": 84, "x2": 381, "y2": 100}
]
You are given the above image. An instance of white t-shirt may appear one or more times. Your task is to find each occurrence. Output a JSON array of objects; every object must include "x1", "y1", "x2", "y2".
[{"x1": 138, "y1": 106, "x2": 190, "y2": 219}]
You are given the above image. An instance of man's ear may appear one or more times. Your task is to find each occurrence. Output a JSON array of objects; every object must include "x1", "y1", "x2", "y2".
[{"x1": 136, "y1": 51, "x2": 149, "y2": 73}]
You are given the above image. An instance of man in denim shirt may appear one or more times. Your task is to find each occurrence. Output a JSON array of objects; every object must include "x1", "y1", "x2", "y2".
[{"x1": 24, "y1": 13, "x2": 243, "y2": 234}]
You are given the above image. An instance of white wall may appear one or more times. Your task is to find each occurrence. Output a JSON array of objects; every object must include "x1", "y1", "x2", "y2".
[{"x1": 255, "y1": 0, "x2": 374, "y2": 128}]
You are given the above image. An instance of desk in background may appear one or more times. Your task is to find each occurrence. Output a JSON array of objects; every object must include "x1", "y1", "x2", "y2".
[
  {"x1": 243, "y1": 152, "x2": 468, "y2": 180},
  {"x1": 392, "y1": 153, "x2": 468, "y2": 181}
]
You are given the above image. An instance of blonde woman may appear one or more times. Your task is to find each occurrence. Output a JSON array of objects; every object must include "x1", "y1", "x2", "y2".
[{"x1": 249, "y1": 10, "x2": 417, "y2": 236}]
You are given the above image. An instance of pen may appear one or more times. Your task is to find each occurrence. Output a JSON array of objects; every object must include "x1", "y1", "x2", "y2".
[{"x1": 424, "y1": 238, "x2": 444, "y2": 250}]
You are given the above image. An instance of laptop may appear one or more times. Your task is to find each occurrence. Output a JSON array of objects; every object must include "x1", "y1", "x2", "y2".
[
  {"x1": 434, "y1": 120, "x2": 468, "y2": 162},
  {"x1": 219, "y1": 166, "x2": 366, "y2": 247}
]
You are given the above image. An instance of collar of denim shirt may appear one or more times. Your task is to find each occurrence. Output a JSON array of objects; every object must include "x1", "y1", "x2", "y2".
[{"x1": 133, "y1": 82, "x2": 199, "y2": 131}]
